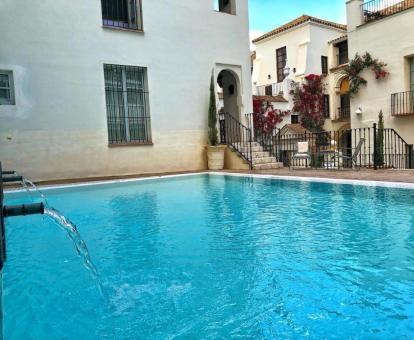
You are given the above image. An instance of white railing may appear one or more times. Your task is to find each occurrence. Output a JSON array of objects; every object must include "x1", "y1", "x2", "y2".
[{"x1": 254, "y1": 82, "x2": 286, "y2": 96}]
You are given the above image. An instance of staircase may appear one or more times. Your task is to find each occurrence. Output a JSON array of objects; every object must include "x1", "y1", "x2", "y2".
[
  {"x1": 234, "y1": 142, "x2": 283, "y2": 170},
  {"x1": 219, "y1": 112, "x2": 284, "y2": 170}
]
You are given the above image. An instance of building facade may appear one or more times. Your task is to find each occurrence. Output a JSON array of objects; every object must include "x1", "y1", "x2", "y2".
[
  {"x1": 251, "y1": 15, "x2": 347, "y2": 128},
  {"x1": 0, "y1": 0, "x2": 252, "y2": 181},
  {"x1": 346, "y1": 0, "x2": 414, "y2": 144},
  {"x1": 324, "y1": 34, "x2": 351, "y2": 131}
]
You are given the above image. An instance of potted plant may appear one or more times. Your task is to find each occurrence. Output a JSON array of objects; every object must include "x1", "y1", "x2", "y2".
[{"x1": 206, "y1": 71, "x2": 226, "y2": 170}]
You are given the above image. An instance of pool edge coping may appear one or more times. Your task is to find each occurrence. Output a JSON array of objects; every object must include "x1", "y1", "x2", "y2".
[
  {"x1": 209, "y1": 172, "x2": 414, "y2": 190},
  {"x1": 4, "y1": 171, "x2": 414, "y2": 193}
]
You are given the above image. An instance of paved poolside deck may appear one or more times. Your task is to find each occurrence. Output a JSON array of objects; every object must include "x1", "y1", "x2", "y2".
[{"x1": 227, "y1": 168, "x2": 414, "y2": 184}]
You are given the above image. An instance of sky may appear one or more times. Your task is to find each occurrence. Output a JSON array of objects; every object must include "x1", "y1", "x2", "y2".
[{"x1": 249, "y1": 0, "x2": 347, "y2": 49}]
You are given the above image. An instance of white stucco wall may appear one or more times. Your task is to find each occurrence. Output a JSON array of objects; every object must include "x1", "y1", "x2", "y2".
[
  {"x1": 253, "y1": 24, "x2": 311, "y2": 86},
  {"x1": 252, "y1": 21, "x2": 346, "y2": 131},
  {"x1": 253, "y1": 22, "x2": 346, "y2": 86},
  {"x1": 347, "y1": 0, "x2": 414, "y2": 144},
  {"x1": 0, "y1": 0, "x2": 252, "y2": 181}
]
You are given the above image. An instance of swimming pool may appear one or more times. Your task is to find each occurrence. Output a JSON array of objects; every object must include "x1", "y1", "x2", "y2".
[{"x1": 3, "y1": 174, "x2": 414, "y2": 338}]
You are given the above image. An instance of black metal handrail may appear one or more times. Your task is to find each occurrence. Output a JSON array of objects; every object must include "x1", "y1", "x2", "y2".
[
  {"x1": 362, "y1": 0, "x2": 414, "y2": 24},
  {"x1": 218, "y1": 112, "x2": 253, "y2": 169},
  {"x1": 391, "y1": 90, "x2": 414, "y2": 116},
  {"x1": 245, "y1": 113, "x2": 281, "y2": 161},
  {"x1": 219, "y1": 113, "x2": 414, "y2": 170},
  {"x1": 337, "y1": 106, "x2": 351, "y2": 120}
]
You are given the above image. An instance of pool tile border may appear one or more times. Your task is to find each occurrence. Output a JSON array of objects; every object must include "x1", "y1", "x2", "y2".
[
  {"x1": 210, "y1": 172, "x2": 414, "y2": 190},
  {"x1": 4, "y1": 171, "x2": 414, "y2": 194}
]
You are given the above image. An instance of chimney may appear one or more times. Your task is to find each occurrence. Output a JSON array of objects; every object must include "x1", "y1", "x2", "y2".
[{"x1": 346, "y1": 0, "x2": 364, "y2": 32}]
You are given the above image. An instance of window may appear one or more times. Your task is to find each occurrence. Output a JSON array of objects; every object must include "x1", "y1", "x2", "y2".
[
  {"x1": 265, "y1": 85, "x2": 272, "y2": 96},
  {"x1": 101, "y1": 0, "x2": 143, "y2": 30},
  {"x1": 321, "y1": 56, "x2": 328, "y2": 75},
  {"x1": 291, "y1": 114, "x2": 299, "y2": 124},
  {"x1": 276, "y1": 47, "x2": 287, "y2": 83},
  {"x1": 336, "y1": 41, "x2": 348, "y2": 66},
  {"x1": 0, "y1": 71, "x2": 15, "y2": 105},
  {"x1": 104, "y1": 64, "x2": 151, "y2": 145},
  {"x1": 323, "y1": 95, "x2": 330, "y2": 118},
  {"x1": 215, "y1": 0, "x2": 236, "y2": 14}
]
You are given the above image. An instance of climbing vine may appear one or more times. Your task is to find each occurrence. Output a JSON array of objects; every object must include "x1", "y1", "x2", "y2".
[
  {"x1": 291, "y1": 74, "x2": 326, "y2": 132},
  {"x1": 345, "y1": 52, "x2": 389, "y2": 96},
  {"x1": 253, "y1": 99, "x2": 290, "y2": 133}
]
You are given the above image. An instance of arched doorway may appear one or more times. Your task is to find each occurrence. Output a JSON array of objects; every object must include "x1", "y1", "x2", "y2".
[{"x1": 217, "y1": 69, "x2": 239, "y2": 120}]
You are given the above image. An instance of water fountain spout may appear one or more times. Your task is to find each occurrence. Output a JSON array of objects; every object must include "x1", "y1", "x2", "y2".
[
  {"x1": 3, "y1": 203, "x2": 45, "y2": 217},
  {"x1": 2, "y1": 175, "x2": 23, "y2": 183},
  {"x1": 1, "y1": 163, "x2": 45, "y2": 271},
  {"x1": 0, "y1": 162, "x2": 104, "y2": 301},
  {"x1": 1, "y1": 171, "x2": 16, "y2": 176}
]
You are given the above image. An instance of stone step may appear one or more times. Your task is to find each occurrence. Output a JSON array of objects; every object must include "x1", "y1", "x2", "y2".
[
  {"x1": 239, "y1": 146, "x2": 264, "y2": 153},
  {"x1": 252, "y1": 156, "x2": 278, "y2": 165},
  {"x1": 233, "y1": 142, "x2": 262, "y2": 149},
  {"x1": 252, "y1": 151, "x2": 271, "y2": 158},
  {"x1": 253, "y1": 162, "x2": 284, "y2": 170}
]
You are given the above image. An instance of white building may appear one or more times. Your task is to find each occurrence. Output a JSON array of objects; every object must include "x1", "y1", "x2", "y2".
[
  {"x1": 346, "y1": 0, "x2": 414, "y2": 144},
  {"x1": 251, "y1": 15, "x2": 347, "y2": 128},
  {"x1": 0, "y1": 0, "x2": 252, "y2": 181}
]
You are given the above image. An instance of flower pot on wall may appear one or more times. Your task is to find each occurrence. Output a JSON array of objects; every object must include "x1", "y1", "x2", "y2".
[{"x1": 206, "y1": 145, "x2": 226, "y2": 170}]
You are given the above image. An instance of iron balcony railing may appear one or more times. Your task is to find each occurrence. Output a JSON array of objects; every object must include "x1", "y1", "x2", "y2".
[
  {"x1": 391, "y1": 90, "x2": 414, "y2": 116},
  {"x1": 337, "y1": 106, "x2": 351, "y2": 120},
  {"x1": 255, "y1": 82, "x2": 285, "y2": 97},
  {"x1": 362, "y1": 0, "x2": 414, "y2": 24}
]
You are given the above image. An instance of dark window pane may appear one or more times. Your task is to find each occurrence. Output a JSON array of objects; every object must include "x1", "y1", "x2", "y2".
[
  {"x1": 0, "y1": 89, "x2": 10, "y2": 101},
  {"x1": 276, "y1": 47, "x2": 287, "y2": 82},
  {"x1": 0, "y1": 74, "x2": 10, "y2": 88},
  {"x1": 321, "y1": 56, "x2": 328, "y2": 75},
  {"x1": 323, "y1": 95, "x2": 330, "y2": 118},
  {"x1": 265, "y1": 85, "x2": 272, "y2": 96},
  {"x1": 337, "y1": 41, "x2": 348, "y2": 65}
]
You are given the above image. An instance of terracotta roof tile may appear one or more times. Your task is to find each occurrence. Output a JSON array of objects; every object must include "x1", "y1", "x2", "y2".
[
  {"x1": 253, "y1": 15, "x2": 347, "y2": 44},
  {"x1": 329, "y1": 34, "x2": 348, "y2": 44},
  {"x1": 280, "y1": 124, "x2": 311, "y2": 135},
  {"x1": 253, "y1": 95, "x2": 288, "y2": 103}
]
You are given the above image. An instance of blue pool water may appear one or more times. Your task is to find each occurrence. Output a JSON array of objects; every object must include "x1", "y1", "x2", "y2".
[{"x1": 3, "y1": 174, "x2": 414, "y2": 339}]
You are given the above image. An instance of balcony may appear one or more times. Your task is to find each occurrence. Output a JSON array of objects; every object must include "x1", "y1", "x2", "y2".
[
  {"x1": 391, "y1": 90, "x2": 414, "y2": 116},
  {"x1": 336, "y1": 106, "x2": 351, "y2": 121},
  {"x1": 362, "y1": 0, "x2": 414, "y2": 24},
  {"x1": 255, "y1": 83, "x2": 285, "y2": 97}
]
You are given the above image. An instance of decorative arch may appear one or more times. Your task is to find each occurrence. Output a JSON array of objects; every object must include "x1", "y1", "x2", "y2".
[{"x1": 215, "y1": 65, "x2": 243, "y2": 121}]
